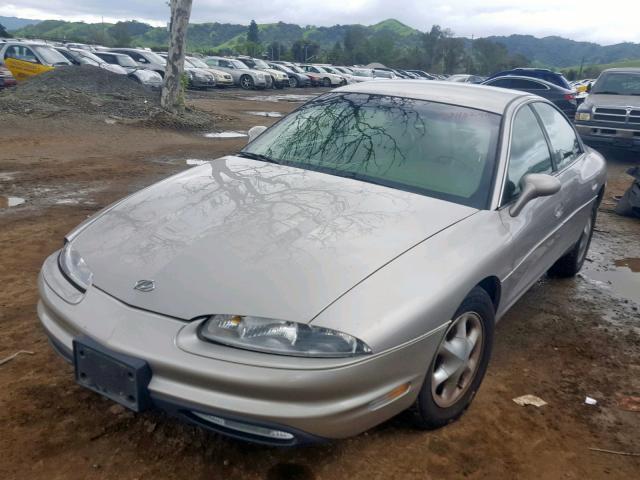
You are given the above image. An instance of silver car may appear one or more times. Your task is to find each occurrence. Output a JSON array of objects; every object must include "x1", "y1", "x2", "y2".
[
  {"x1": 38, "y1": 81, "x2": 606, "y2": 445},
  {"x1": 204, "y1": 56, "x2": 270, "y2": 89}
]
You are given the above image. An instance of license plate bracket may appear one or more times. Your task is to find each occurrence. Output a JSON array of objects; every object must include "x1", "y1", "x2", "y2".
[{"x1": 73, "y1": 336, "x2": 152, "y2": 412}]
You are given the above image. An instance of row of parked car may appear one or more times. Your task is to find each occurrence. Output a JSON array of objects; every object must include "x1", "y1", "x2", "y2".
[
  {"x1": 0, "y1": 39, "x2": 585, "y2": 122},
  {"x1": 0, "y1": 39, "x2": 470, "y2": 93}
]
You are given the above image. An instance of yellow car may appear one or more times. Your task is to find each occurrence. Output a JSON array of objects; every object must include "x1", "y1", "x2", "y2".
[{"x1": 0, "y1": 42, "x2": 72, "y2": 81}]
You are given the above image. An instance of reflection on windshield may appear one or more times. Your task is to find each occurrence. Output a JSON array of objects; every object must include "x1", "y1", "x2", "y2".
[
  {"x1": 592, "y1": 73, "x2": 640, "y2": 95},
  {"x1": 243, "y1": 93, "x2": 500, "y2": 208}
]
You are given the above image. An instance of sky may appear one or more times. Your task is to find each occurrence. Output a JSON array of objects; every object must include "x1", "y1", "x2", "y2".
[{"x1": 2, "y1": 0, "x2": 640, "y2": 45}]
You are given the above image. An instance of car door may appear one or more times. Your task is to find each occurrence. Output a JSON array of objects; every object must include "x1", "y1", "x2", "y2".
[
  {"x1": 498, "y1": 103, "x2": 568, "y2": 311},
  {"x1": 531, "y1": 102, "x2": 597, "y2": 247}
]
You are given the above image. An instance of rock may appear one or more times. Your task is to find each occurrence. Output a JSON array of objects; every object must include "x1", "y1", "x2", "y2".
[{"x1": 108, "y1": 404, "x2": 126, "y2": 415}]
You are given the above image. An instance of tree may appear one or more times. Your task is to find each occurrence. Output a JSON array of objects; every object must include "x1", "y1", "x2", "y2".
[
  {"x1": 327, "y1": 41, "x2": 344, "y2": 64},
  {"x1": 0, "y1": 23, "x2": 11, "y2": 38},
  {"x1": 247, "y1": 20, "x2": 259, "y2": 44},
  {"x1": 161, "y1": 0, "x2": 193, "y2": 114},
  {"x1": 441, "y1": 37, "x2": 467, "y2": 74},
  {"x1": 267, "y1": 41, "x2": 286, "y2": 61},
  {"x1": 109, "y1": 22, "x2": 132, "y2": 47},
  {"x1": 292, "y1": 40, "x2": 319, "y2": 62}
]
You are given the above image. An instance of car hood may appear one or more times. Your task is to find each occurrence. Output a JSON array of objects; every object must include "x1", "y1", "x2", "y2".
[
  {"x1": 72, "y1": 156, "x2": 476, "y2": 321},
  {"x1": 583, "y1": 93, "x2": 640, "y2": 109}
]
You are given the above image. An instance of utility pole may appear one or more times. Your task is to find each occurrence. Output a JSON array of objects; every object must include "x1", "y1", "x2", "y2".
[
  {"x1": 304, "y1": 44, "x2": 308, "y2": 63},
  {"x1": 161, "y1": 0, "x2": 193, "y2": 114}
]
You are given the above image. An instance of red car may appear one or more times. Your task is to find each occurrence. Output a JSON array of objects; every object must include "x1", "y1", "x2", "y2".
[{"x1": 0, "y1": 64, "x2": 17, "y2": 89}]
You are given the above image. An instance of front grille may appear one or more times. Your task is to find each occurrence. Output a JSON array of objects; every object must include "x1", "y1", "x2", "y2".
[{"x1": 593, "y1": 107, "x2": 627, "y2": 123}]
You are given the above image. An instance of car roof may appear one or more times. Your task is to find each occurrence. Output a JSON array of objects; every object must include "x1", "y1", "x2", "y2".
[
  {"x1": 601, "y1": 67, "x2": 640, "y2": 74},
  {"x1": 334, "y1": 80, "x2": 528, "y2": 114}
]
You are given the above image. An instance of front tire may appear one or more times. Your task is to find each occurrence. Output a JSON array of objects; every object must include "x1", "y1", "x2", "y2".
[
  {"x1": 413, "y1": 287, "x2": 494, "y2": 429},
  {"x1": 289, "y1": 76, "x2": 299, "y2": 88},
  {"x1": 322, "y1": 77, "x2": 331, "y2": 87},
  {"x1": 548, "y1": 203, "x2": 597, "y2": 278},
  {"x1": 240, "y1": 75, "x2": 254, "y2": 90}
]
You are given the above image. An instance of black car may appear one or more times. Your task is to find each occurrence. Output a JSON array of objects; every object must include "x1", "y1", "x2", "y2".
[
  {"x1": 485, "y1": 68, "x2": 572, "y2": 90},
  {"x1": 482, "y1": 76, "x2": 577, "y2": 119},
  {"x1": 268, "y1": 63, "x2": 311, "y2": 88}
]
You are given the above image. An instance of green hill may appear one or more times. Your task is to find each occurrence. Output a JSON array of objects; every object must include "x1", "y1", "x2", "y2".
[{"x1": 11, "y1": 18, "x2": 640, "y2": 69}]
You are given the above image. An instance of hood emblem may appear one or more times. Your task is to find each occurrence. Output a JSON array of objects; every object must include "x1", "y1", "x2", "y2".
[{"x1": 134, "y1": 280, "x2": 155, "y2": 292}]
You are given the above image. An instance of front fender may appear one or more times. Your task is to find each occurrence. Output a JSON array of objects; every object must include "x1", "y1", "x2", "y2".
[{"x1": 311, "y1": 210, "x2": 511, "y2": 353}]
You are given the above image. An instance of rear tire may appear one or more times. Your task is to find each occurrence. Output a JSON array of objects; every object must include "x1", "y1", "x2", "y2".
[
  {"x1": 412, "y1": 287, "x2": 494, "y2": 429},
  {"x1": 548, "y1": 203, "x2": 597, "y2": 278},
  {"x1": 240, "y1": 75, "x2": 254, "y2": 90}
]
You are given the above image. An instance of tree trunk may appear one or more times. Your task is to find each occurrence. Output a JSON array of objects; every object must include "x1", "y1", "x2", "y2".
[{"x1": 161, "y1": 0, "x2": 193, "y2": 114}]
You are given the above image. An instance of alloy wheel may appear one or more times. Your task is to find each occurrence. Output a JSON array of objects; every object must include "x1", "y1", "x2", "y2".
[{"x1": 431, "y1": 312, "x2": 484, "y2": 408}]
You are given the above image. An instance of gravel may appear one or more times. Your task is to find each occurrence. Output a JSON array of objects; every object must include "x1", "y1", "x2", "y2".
[{"x1": 0, "y1": 65, "x2": 215, "y2": 130}]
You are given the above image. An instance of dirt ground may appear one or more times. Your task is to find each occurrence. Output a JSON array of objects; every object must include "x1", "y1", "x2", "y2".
[{"x1": 1, "y1": 87, "x2": 639, "y2": 480}]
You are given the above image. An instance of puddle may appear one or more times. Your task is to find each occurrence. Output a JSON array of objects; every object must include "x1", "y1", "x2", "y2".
[
  {"x1": 614, "y1": 257, "x2": 640, "y2": 273},
  {"x1": 185, "y1": 159, "x2": 210, "y2": 166},
  {"x1": 245, "y1": 111, "x2": 284, "y2": 118},
  {"x1": 204, "y1": 131, "x2": 247, "y2": 139},
  {"x1": 244, "y1": 94, "x2": 316, "y2": 103},
  {"x1": 0, "y1": 196, "x2": 26, "y2": 208},
  {"x1": 584, "y1": 263, "x2": 640, "y2": 305}
]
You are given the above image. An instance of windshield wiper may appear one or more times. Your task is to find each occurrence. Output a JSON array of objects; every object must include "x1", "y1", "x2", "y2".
[{"x1": 238, "y1": 151, "x2": 280, "y2": 165}]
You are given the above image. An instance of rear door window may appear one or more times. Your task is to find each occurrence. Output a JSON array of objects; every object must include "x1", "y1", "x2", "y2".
[
  {"x1": 510, "y1": 79, "x2": 548, "y2": 90},
  {"x1": 488, "y1": 78, "x2": 511, "y2": 88},
  {"x1": 532, "y1": 103, "x2": 582, "y2": 170}
]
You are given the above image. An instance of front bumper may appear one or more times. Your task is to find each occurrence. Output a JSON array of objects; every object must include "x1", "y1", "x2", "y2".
[
  {"x1": 189, "y1": 77, "x2": 216, "y2": 89},
  {"x1": 37, "y1": 252, "x2": 441, "y2": 443},
  {"x1": 576, "y1": 123, "x2": 640, "y2": 150},
  {"x1": 215, "y1": 78, "x2": 234, "y2": 87}
]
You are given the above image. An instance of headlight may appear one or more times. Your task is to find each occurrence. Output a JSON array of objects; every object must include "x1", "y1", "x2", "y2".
[
  {"x1": 576, "y1": 112, "x2": 591, "y2": 121},
  {"x1": 256, "y1": 73, "x2": 264, "y2": 79},
  {"x1": 58, "y1": 242, "x2": 93, "y2": 292},
  {"x1": 187, "y1": 70, "x2": 195, "y2": 79},
  {"x1": 199, "y1": 314, "x2": 372, "y2": 358}
]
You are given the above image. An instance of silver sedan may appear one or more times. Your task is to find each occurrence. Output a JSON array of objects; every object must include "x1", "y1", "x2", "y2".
[{"x1": 38, "y1": 81, "x2": 606, "y2": 445}]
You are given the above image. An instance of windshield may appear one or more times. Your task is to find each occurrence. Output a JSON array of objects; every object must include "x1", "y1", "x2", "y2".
[
  {"x1": 187, "y1": 57, "x2": 208, "y2": 69},
  {"x1": 277, "y1": 65, "x2": 294, "y2": 74},
  {"x1": 73, "y1": 50, "x2": 104, "y2": 64},
  {"x1": 142, "y1": 51, "x2": 167, "y2": 65},
  {"x1": 313, "y1": 66, "x2": 328, "y2": 73},
  {"x1": 289, "y1": 65, "x2": 305, "y2": 74},
  {"x1": 352, "y1": 69, "x2": 374, "y2": 78},
  {"x1": 250, "y1": 58, "x2": 269, "y2": 69},
  {"x1": 592, "y1": 72, "x2": 640, "y2": 95},
  {"x1": 230, "y1": 59, "x2": 249, "y2": 69},
  {"x1": 33, "y1": 46, "x2": 71, "y2": 66},
  {"x1": 243, "y1": 93, "x2": 500, "y2": 208},
  {"x1": 115, "y1": 55, "x2": 137, "y2": 67}
]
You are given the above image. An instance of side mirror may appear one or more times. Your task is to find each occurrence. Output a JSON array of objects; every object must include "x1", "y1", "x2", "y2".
[
  {"x1": 586, "y1": 83, "x2": 592, "y2": 93},
  {"x1": 509, "y1": 173, "x2": 561, "y2": 217},
  {"x1": 247, "y1": 125, "x2": 267, "y2": 143}
]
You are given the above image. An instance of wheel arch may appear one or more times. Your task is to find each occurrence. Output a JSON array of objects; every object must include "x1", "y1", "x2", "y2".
[{"x1": 476, "y1": 276, "x2": 501, "y2": 312}]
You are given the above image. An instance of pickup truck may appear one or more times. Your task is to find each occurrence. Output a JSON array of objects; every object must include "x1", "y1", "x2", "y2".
[{"x1": 574, "y1": 68, "x2": 640, "y2": 151}]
